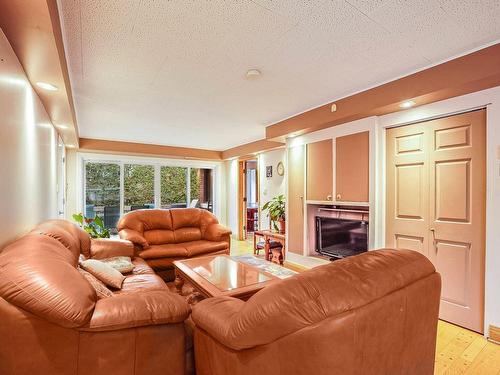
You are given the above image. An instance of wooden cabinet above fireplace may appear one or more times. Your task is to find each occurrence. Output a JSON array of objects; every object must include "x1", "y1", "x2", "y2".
[
  {"x1": 306, "y1": 139, "x2": 333, "y2": 202},
  {"x1": 335, "y1": 131, "x2": 369, "y2": 203}
]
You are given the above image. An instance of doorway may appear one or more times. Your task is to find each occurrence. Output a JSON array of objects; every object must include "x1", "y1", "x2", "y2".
[
  {"x1": 238, "y1": 159, "x2": 259, "y2": 242},
  {"x1": 385, "y1": 109, "x2": 486, "y2": 333}
]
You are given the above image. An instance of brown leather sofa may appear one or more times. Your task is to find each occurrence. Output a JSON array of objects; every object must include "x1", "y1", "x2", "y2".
[
  {"x1": 118, "y1": 208, "x2": 231, "y2": 281},
  {"x1": 192, "y1": 249, "x2": 441, "y2": 375},
  {"x1": 0, "y1": 220, "x2": 191, "y2": 375}
]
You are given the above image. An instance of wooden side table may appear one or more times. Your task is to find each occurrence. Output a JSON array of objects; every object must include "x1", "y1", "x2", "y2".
[{"x1": 254, "y1": 230, "x2": 286, "y2": 265}]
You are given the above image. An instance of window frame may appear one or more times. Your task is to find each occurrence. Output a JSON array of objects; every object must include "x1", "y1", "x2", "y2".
[{"x1": 77, "y1": 152, "x2": 221, "y2": 221}]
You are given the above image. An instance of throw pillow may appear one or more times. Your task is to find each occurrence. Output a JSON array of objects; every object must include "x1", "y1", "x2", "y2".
[
  {"x1": 100, "y1": 256, "x2": 135, "y2": 274},
  {"x1": 80, "y1": 259, "x2": 125, "y2": 289},
  {"x1": 78, "y1": 267, "x2": 114, "y2": 299}
]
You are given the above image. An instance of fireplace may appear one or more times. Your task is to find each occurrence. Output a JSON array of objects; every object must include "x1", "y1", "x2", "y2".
[{"x1": 315, "y1": 214, "x2": 368, "y2": 260}]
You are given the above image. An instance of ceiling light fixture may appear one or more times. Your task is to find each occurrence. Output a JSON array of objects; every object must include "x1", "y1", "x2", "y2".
[
  {"x1": 36, "y1": 82, "x2": 58, "y2": 91},
  {"x1": 399, "y1": 100, "x2": 415, "y2": 109},
  {"x1": 245, "y1": 69, "x2": 261, "y2": 79}
]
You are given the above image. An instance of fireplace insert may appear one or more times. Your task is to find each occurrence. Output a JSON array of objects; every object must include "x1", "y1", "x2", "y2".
[{"x1": 315, "y1": 216, "x2": 368, "y2": 260}]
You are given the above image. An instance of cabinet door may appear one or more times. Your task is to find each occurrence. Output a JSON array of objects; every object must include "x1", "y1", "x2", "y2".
[
  {"x1": 306, "y1": 139, "x2": 333, "y2": 201},
  {"x1": 335, "y1": 131, "x2": 369, "y2": 202},
  {"x1": 287, "y1": 144, "x2": 305, "y2": 255}
]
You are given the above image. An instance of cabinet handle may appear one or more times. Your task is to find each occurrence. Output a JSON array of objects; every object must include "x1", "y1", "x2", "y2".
[
  {"x1": 326, "y1": 195, "x2": 332, "y2": 201},
  {"x1": 336, "y1": 194, "x2": 341, "y2": 200}
]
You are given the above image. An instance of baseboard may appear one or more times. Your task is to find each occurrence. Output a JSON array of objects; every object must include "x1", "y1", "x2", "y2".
[{"x1": 489, "y1": 325, "x2": 500, "y2": 344}]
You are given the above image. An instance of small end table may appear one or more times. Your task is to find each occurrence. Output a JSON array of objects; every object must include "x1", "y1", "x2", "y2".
[{"x1": 254, "y1": 230, "x2": 286, "y2": 265}]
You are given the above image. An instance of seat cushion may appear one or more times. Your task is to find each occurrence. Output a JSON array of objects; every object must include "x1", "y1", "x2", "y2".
[
  {"x1": 131, "y1": 257, "x2": 156, "y2": 275},
  {"x1": 139, "y1": 244, "x2": 188, "y2": 259},
  {"x1": 182, "y1": 240, "x2": 229, "y2": 257},
  {"x1": 115, "y1": 274, "x2": 167, "y2": 295}
]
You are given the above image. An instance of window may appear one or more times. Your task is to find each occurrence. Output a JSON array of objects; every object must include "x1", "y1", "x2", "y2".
[
  {"x1": 84, "y1": 162, "x2": 120, "y2": 230},
  {"x1": 124, "y1": 164, "x2": 155, "y2": 212},
  {"x1": 81, "y1": 158, "x2": 216, "y2": 231},
  {"x1": 161, "y1": 166, "x2": 187, "y2": 208}
]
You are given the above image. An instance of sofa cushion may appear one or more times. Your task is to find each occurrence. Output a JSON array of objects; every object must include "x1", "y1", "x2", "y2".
[
  {"x1": 0, "y1": 234, "x2": 96, "y2": 328},
  {"x1": 174, "y1": 227, "x2": 202, "y2": 243},
  {"x1": 182, "y1": 240, "x2": 229, "y2": 257},
  {"x1": 131, "y1": 257, "x2": 156, "y2": 275},
  {"x1": 80, "y1": 259, "x2": 125, "y2": 289},
  {"x1": 90, "y1": 238, "x2": 134, "y2": 259},
  {"x1": 139, "y1": 244, "x2": 188, "y2": 259},
  {"x1": 144, "y1": 229, "x2": 175, "y2": 245},
  {"x1": 171, "y1": 208, "x2": 201, "y2": 229},
  {"x1": 115, "y1": 274, "x2": 167, "y2": 294},
  {"x1": 31, "y1": 220, "x2": 91, "y2": 263}
]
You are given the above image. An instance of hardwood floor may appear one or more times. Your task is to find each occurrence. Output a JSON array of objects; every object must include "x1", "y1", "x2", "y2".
[
  {"x1": 435, "y1": 320, "x2": 500, "y2": 374},
  {"x1": 230, "y1": 239, "x2": 500, "y2": 374}
]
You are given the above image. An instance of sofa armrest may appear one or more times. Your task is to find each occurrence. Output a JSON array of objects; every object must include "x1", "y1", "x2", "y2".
[
  {"x1": 119, "y1": 228, "x2": 150, "y2": 249},
  {"x1": 90, "y1": 238, "x2": 134, "y2": 259},
  {"x1": 191, "y1": 297, "x2": 246, "y2": 349},
  {"x1": 204, "y1": 224, "x2": 231, "y2": 242},
  {"x1": 79, "y1": 290, "x2": 190, "y2": 332}
]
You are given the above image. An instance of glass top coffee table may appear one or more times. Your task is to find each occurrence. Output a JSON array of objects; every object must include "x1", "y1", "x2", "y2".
[{"x1": 173, "y1": 255, "x2": 296, "y2": 301}]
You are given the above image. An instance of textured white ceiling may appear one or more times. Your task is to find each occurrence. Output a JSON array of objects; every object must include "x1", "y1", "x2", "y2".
[{"x1": 58, "y1": 0, "x2": 500, "y2": 150}]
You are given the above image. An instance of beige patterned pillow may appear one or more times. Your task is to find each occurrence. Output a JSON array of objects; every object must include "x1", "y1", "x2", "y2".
[
  {"x1": 80, "y1": 259, "x2": 125, "y2": 289},
  {"x1": 78, "y1": 267, "x2": 114, "y2": 299},
  {"x1": 100, "y1": 256, "x2": 135, "y2": 274}
]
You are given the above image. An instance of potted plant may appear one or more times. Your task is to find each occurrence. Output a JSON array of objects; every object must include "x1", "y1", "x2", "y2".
[
  {"x1": 72, "y1": 213, "x2": 111, "y2": 238},
  {"x1": 262, "y1": 194, "x2": 286, "y2": 234}
]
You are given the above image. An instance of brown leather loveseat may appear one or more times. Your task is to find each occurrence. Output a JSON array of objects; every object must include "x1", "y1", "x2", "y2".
[
  {"x1": 118, "y1": 208, "x2": 231, "y2": 280},
  {"x1": 192, "y1": 249, "x2": 441, "y2": 375},
  {"x1": 0, "y1": 220, "x2": 191, "y2": 375}
]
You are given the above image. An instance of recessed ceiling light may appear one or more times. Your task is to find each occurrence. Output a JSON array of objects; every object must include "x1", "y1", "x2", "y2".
[
  {"x1": 56, "y1": 124, "x2": 69, "y2": 129},
  {"x1": 66, "y1": 144, "x2": 76, "y2": 148},
  {"x1": 36, "y1": 82, "x2": 58, "y2": 91},
  {"x1": 399, "y1": 100, "x2": 415, "y2": 109},
  {"x1": 246, "y1": 69, "x2": 261, "y2": 79},
  {"x1": 38, "y1": 123, "x2": 53, "y2": 128}
]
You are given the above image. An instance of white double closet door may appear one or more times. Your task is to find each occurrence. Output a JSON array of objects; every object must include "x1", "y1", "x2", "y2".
[{"x1": 386, "y1": 109, "x2": 486, "y2": 333}]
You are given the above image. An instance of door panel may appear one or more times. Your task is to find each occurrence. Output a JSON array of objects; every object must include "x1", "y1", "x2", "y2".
[
  {"x1": 435, "y1": 240, "x2": 470, "y2": 306},
  {"x1": 395, "y1": 234, "x2": 425, "y2": 254},
  {"x1": 386, "y1": 109, "x2": 485, "y2": 333},
  {"x1": 396, "y1": 163, "x2": 425, "y2": 219},
  {"x1": 435, "y1": 160, "x2": 470, "y2": 222},
  {"x1": 288, "y1": 145, "x2": 305, "y2": 255},
  {"x1": 386, "y1": 124, "x2": 430, "y2": 258},
  {"x1": 335, "y1": 131, "x2": 369, "y2": 202},
  {"x1": 428, "y1": 110, "x2": 485, "y2": 333},
  {"x1": 306, "y1": 139, "x2": 333, "y2": 201}
]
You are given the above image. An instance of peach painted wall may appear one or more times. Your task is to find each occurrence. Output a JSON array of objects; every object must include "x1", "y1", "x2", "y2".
[{"x1": 0, "y1": 29, "x2": 58, "y2": 248}]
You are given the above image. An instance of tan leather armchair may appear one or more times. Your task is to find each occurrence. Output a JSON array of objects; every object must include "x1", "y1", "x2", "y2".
[
  {"x1": 192, "y1": 249, "x2": 441, "y2": 375},
  {"x1": 118, "y1": 208, "x2": 231, "y2": 280},
  {"x1": 0, "y1": 220, "x2": 191, "y2": 375}
]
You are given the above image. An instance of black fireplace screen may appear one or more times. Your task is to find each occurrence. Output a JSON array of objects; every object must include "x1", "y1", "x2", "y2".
[{"x1": 315, "y1": 217, "x2": 368, "y2": 259}]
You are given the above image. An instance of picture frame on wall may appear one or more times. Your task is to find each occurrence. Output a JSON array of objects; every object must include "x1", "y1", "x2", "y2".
[{"x1": 266, "y1": 166, "x2": 272, "y2": 178}]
